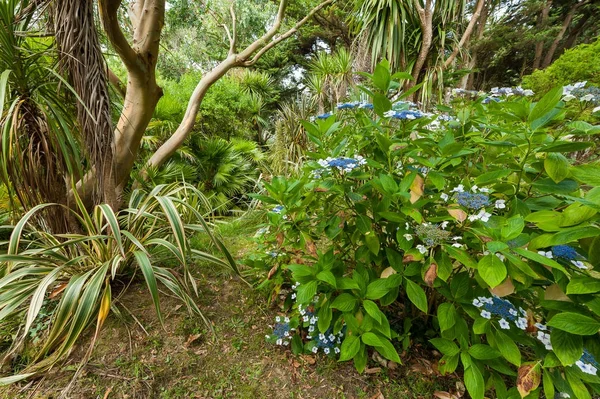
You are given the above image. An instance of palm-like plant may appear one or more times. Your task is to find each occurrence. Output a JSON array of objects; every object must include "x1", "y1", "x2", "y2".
[
  {"x1": 0, "y1": 183, "x2": 238, "y2": 383},
  {"x1": 0, "y1": 0, "x2": 81, "y2": 232},
  {"x1": 270, "y1": 96, "x2": 315, "y2": 176}
]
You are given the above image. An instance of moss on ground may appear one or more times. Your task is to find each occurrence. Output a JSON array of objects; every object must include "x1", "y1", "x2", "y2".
[{"x1": 0, "y1": 216, "x2": 459, "y2": 398}]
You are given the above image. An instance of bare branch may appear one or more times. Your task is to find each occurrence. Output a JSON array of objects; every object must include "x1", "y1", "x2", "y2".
[
  {"x1": 229, "y1": 4, "x2": 237, "y2": 55},
  {"x1": 237, "y1": 0, "x2": 288, "y2": 61},
  {"x1": 443, "y1": 0, "x2": 486, "y2": 69},
  {"x1": 98, "y1": 0, "x2": 139, "y2": 69},
  {"x1": 241, "y1": 0, "x2": 335, "y2": 66},
  {"x1": 134, "y1": 0, "x2": 165, "y2": 55}
]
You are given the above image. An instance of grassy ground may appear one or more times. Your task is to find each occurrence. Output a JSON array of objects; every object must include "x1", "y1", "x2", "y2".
[{"x1": 0, "y1": 216, "x2": 460, "y2": 399}]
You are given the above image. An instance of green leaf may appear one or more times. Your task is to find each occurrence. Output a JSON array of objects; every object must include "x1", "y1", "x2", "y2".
[
  {"x1": 376, "y1": 337, "x2": 402, "y2": 363},
  {"x1": 339, "y1": 335, "x2": 360, "y2": 362},
  {"x1": 363, "y1": 300, "x2": 383, "y2": 324},
  {"x1": 296, "y1": 280, "x2": 318, "y2": 304},
  {"x1": 567, "y1": 276, "x2": 600, "y2": 295},
  {"x1": 429, "y1": 338, "x2": 460, "y2": 356},
  {"x1": 570, "y1": 164, "x2": 600, "y2": 186},
  {"x1": 501, "y1": 216, "x2": 524, "y2": 240},
  {"x1": 495, "y1": 330, "x2": 521, "y2": 366},
  {"x1": 134, "y1": 251, "x2": 163, "y2": 325},
  {"x1": 361, "y1": 332, "x2": 383, "y2": 347},
  {"x1": 405, "y1": 278, "x2": 428, "y2": 313},
  {"x1": 547, "y1": 313, "x2": 600, "y2": 335},
  {"x1": 330, "y1": 293, "x2": 358, "y2": 312},
  {"x1": 565, "y1": 367, "x2": 592, "y2": 399},
  {"x1": 437, "y1": 303, "x2": 456, "y2": 332},
  {"x1": 528, "y1": 86, "x2": 563, "y2": 124},
  {"x1": 545, "y1": 153, "x2": 570, "y2": 183},
  {"x1": 364, "y1": 232, "x2": 380, "y2": 255},
  {"x1": 469, "y1": 344, "x2": 501, "y2": 360},
  {"x1": 318, "y1": 303, "x2": 333, "y2": 333},
  {"x1": 366, "y1": 279, "x2": 391, "y2": 300},
  {"x1": 464, "y1": 364, "x2": 485, "y2": 399},
  {"x1": 543, "y1": 370, "x2": 555, "y2": 399},
  {"x1": 316, "y1": 271, "x2": 337, "y2": 288},
  {"x1": 478, "y1": 254, "x2": 507, "y2": 288},
  {"x1": 550, "y1": 329, "x2": 583, "y2": 366}
]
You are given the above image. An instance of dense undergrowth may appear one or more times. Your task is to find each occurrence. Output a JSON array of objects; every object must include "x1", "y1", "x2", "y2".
[{"x1": 246, "y1": 62, "x2": 600, "y2": 399}]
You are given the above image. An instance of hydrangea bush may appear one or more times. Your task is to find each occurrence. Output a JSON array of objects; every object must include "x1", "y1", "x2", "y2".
[{"x1": 247, "y1": 62, "x2": 600, "y2": 399}]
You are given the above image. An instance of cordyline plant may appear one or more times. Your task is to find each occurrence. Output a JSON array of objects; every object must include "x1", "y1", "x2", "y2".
[{"x1": 0, "y1": 183, "x2": 238, "y2": 384}]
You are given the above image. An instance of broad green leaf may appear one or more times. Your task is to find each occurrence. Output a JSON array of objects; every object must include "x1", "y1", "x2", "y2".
[
  {"x1": 547, "y1": 313, "x2": 600, "y2": 335},
  {"x1": 429, "y1": 338, "x2": 460, "y2": 356},
  {"x1": 330, "y1": 293, "x2": 358, "y2": 312},
  {"x1": 550, "y1": 329, "x2": 583, "y2": 365},
  {"x1": 528, "y1": 86, "x2": 562, "y2": 124},
  {"x1": 464, "y1": 364, "x2": 485, "y2": 399},
  {"x1": 495, "y1": 330, "x2": 521, "y2": 366},
  {"x1": 544, "y1": 153, "x2": 570, "y2": 184},
  {"x1": 469, "y1": 344, "x2": 501, "y2": 360},
  {"x1": 478, "y1": 254, "x2": 507, "y2": 288},
  {"x1": 339, "y1": 335, "x2": 360, "y2": 362},
  {"x1": 361, "y1": 332, "x2": 383, "y2": 347},
  {"x1": 567, "y1": 276, "x2": 600, "y2": 295},
  {"x1": 296, "y1": 280, "x2": 318, "y2": 304},
  {"x1": 405, "y1": 278, "x2": 427, "y2": 313}
]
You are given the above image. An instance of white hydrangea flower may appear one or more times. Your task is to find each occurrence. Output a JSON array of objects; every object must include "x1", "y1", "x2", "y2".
[
  {"x1": 451, "y1": 184, "x2": 465, "y2": 193},
  {"x1": 452, "y1": 243, "x2": 464, "y2": 248},
  {"x1": 516, "y1": 317, "x2": 528, "y2": 330},
  {"x1": 403, "y1": 234, "x2": 413, "y2": 241},
  {"x1": 499, "y1": 319, "x2": 510, "y2": 329},
  {"x1": 593, "y1": 105, "x2": 600, "y2": 113},
  {"x1": 479, "y1": 187, "x2": 491, "y2": 193},
  {"x1": 471, "y1": 185, "x2": 479, "y2": 192},
  {"x1": 576, "y1": 360, "x2": 598, "y2": 375},
  {"x1": 495, "y1": 199, "x2": 506, "y2": 209},
  {"x1": 538, "y1": 251, "x2": 553, "y2": 259},
  {"x1": 440, "y1": 221, "x2": 449, "y2": 229},
  {"x1": 481, "y1": 310, "x2": 492, "y2": 319},
  {"x1": 312, "y1": 346, "x2": 318, "y2": 353},
  {"x1": 563, "y1": 94, "x2": 576, "y2": 102},
  {"x1": 275, "y1": 316, "x2": 281, "y2": 322},
  {"x1": 580, "y1": 94, "x2": 595, "y2": 102},
  {"x1": 440, "y1": 193, "x2": 449, "y2": 201},
  {"x1": 571, "y1": 260, "x2": 588, "y2": 269},
  {"x1": 324, "y1": 348, "x2": 330, "y2": 354},
  {"x1": 535, "y1": 323, "x2": 547, "y2": 331},
  {"x1": 416, "y1": 245, "x2": 428, "y2": 254},
  {"x1": 473, "y1": 298, "x2": 483, "y2": 307}
]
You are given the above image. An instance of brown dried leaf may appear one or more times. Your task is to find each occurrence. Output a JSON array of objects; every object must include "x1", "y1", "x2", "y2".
[
  {"x1": 369, "y1": 392, "x2": 385, "y2": 399},
  {"x1": 403, "y1": 254, "x2": 415, "y2": 263},
  {"x1": 490, "y1": 277, "x2": 515, "y2": 297},
  {"x1": 448, "y1": 208, "x2": 467, "y2": 222},
  {"x1": 424, "y1": 263, "x2": 438, "y2": 287},
  {"x1": 434, "y1": 392, "x2": 456, "y2": 399},
  {"x1": 314, "y1": 187, "x2": 329, "y2": 192},
  {"x1": 301, "y1": 355, "x2": 316, "y2": 365},
  {"x1": 276, "y1": 233, "x2": 284, "y2": 247},
  {"x1": 306, "y1": 240, "x2": 317, "y2": 257},
  {"x1": 544, "y1": 284, "x2": 571, "y2": 302},
  {"x1": 267, "y1": 264, "x2": 278, "y2": 280},
  {"x1": 381, "y1": 267, "x2": 397, "y2": 279},
  {"x1": 49, "y1": 282, "x2": 68, "y2": 299},
  {"x1": 365, "y1": 367, "x2": 382, "y2": 374},
  {"x1": 517, "y1": 362, "x2": 541, "y2": 398}
]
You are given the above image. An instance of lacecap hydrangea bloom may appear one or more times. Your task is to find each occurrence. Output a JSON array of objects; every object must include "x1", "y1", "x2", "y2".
[
  {"x1": 336, "y1": 101, "x2": 374, "y2": 110},
  {"x1": 384, "y1": 109, "x2": 428, "y2": 120},
  {"x1": 312, "y1": 156, "x2": 367, "y2": 178},
  {"x1": 265, "y1": 316, "x2": 295, "y2": 346},
  {"x1": 539, "y1": 245, "x2": 589, "y2": 269},
  {"x1": 473, "y1": 296, "x2": 528, "y2": 331}
]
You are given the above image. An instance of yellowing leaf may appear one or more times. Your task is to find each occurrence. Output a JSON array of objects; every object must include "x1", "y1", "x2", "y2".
[
  {"x1": 410, "y1": 173, "x2": 424, "y2": 203},
  {"x1": 544, "y1": 284, "x2": 571, "y2": 302},
  {"x1": 381, "y1": 267, "x2": 397, "y2": 279},
  {"x1": 517, "y1": 362, "x2": 541, "y2": 398}
]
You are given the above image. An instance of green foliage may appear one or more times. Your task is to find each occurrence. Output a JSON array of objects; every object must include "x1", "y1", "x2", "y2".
[
  {"x1": 523, "y1": 38, "x2": 600, "y2": 95},
  {"x1": 0, "y1": 183, "x2": 238, "y2": 383},
  {"x1": 251, "y1": 61, "x2": 600, "y2": 399}
]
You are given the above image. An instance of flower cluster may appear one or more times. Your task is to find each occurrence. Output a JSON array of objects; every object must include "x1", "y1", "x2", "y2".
[
  {"x1": 451, "y1": 88, "x2": 482, "y2": 98},
  {"x1": 309, "y1": 329, "x2": 343, "y2": 355},
  {"x1": 482, "y1": 96, "x2": 501, "y2": 104},
  {"x1": 448, "y1": 185, "x2": 504, "y2": 222},
  {"x1": 311, "y1": 112, "x2": 332, "y2": 121},
  {"x1": 473, "y1": 296, "x2": 528, "y2": 331},
  {"x1": 562, "y1": 81, "x2": 587, "y2": 101},
  {"x1": 576, "y1": 349, "x2": 599, "y2": 375},
  {"x1": 490, "y1": 86, "x2": 534, "y2": 97},
  {"x1": 336, "y1": 101, "x2": 374, "y2": 110},
  {"x1": 265, "y1": 316, "x2": 294, "y2": 346},
  {"x1": 312, "y1": 156, "x2": 367, "y2": 178},
  {"x1": 272, "y1": 205, "x2": 284, "y2": 214},
  {"x1": 414, "y1": 222, "x2": 452, "y2": 248},
  {"x1": 568, "y1": 85, "x2": 600, "y2": 106},
  {"x1": 384, "y1": 109, "x2": 428, "y2": 120},
  {"x1": 538, "y1": 245, "x2": 588, "y2": 269}
]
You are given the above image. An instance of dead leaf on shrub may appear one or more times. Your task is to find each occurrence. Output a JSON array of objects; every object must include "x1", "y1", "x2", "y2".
[
  {"x1": 267, "y1": 264, "x2": 278, "y2": 280},
  {"x1": 517, "y1": 362, "x2": 541, "y2": 398},
  {"x1": 544, "y1": 284, "x2": 571, "y2": 302},
  {"x1": 276, "y1": 233, "x2": 284, "y2": 246},
  {"x1": 490, "y1": 277, "x2": 515, "y2": 297},
  {"x1": 306, "y1": 240, "x2": 317, "y2": 257},
  {"x1": 424, "y1": 263, "x2": 438, "y2": 286},
  {"x1": 403, "y1": 254, "x2": 415, "y2": 263},
  {"x1": 49, "y1": 282, "x2": 68, "y2": 299},
  {"x1": 365, "y1": 367, "x2": 382, "y2": 374},
  {"x1": 381, "y1": 267, "x2": 397, "y2": 278},
  {"x1": 448, "y1": 207, "x2": 467, "y2": 222},
  {"x1": 410, "y1": 173, "x2": 424, "y2": 204}
]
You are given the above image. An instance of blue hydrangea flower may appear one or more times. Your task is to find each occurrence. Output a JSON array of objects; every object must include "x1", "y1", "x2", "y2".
[
  {"x1": 337, "y1": 102, "x2": 358, "y2": 110},
  {"x1": 456, "y1": 192, "x2": 490, "y2": 209},
  {"x1": 309, "y1": 328, "x2": 344, "y2": 354},
  {"x1": 473, "y1": 296, "x2": 527, "y2": 330},
  {"x1": 272, "y1": 205, "x2": 284, "y2": 214},
  {"x1": 576, "y1": 349, "x2": 599, "y2": 375},
  {"x1": 384, "y1": 109, "x2": 427, "y2": 120},
  {"x1": 316, "y1": 112, "x2": 332, "y2": 119},
  {"x1": 315, "y1": 156, "x2": 366, "y2": 175},
  {"x1": 267, "y1": 318, "x2": 294, "y2": 346},
  {"x1": 551, "y1": 245, "x2": 578, "y2": 261},
  {"x1": 358, "y1": 102, "x2": 374, "y2": 109},
  {"x1": 482, "y1": 97, "x2": 501, "y2": 104}
]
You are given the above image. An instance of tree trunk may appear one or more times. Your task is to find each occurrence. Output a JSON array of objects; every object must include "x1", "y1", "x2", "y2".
[
  {"x1": 560, "y1": 13, "x2": 590, "y2": 55},
  {"x1": 458, "y1": 0, "x2": 489, "y2": 89},
  {"x1": 542, "y1": 1, "x2": 586, "y2": 68},
  {"x1": 532, "y1": 0, "x2": 552, "y2": 71},
  {"x1": 408, "y1": 0, "x2": 433, "y2": 99}
]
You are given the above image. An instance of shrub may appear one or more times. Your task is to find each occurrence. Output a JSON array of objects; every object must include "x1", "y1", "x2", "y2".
[
  {"x1": 522, "y1": 38, "x2": 600, "y2": 96},
  {"x1": 0, "y1": 183, "x2": 237, "y2": 383},
  {"x1": 249, "y1": 63, "x2": 600, "y2": 399}
]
